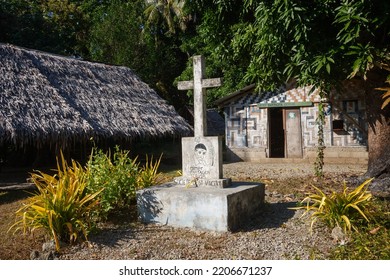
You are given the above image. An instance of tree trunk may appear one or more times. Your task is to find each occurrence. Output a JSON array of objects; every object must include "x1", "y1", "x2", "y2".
[{"x1": 363, "y1": 69, "x2": 390, "y2": 197}]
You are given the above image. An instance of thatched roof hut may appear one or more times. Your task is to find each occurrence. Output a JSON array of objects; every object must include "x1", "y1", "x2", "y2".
[{"x1": 0, "y1": 44, "x2": 192, "y2": 149}]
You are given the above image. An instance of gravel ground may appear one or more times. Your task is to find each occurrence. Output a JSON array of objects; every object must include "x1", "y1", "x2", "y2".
[
  {"x1": 56, "y1": 162, "x2": 366, "y2": 260},
  {"x1": 222, "y1": 161, "x2": 366, "y2": 180}
]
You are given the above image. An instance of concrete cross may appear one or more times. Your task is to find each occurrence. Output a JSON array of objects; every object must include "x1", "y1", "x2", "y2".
[{"x1": 178, "y1": 55, "x2": 222, "y2": 137}]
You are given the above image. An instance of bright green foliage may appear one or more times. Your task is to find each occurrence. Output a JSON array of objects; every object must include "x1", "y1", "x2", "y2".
[
  {"x1": 296, "y1": 179, "x2": 374, "y2": 233},
  {"x1": 10, "y1": 152, "x2": 103, "y2": 251},
  {"x1": 85, "y1": 146, "x2": 162, "y2": 219},
  {"x1": 85, "y1": 147, "x2": 139, "y2": 219}
]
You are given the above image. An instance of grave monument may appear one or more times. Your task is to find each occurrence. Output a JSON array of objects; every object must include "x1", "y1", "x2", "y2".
[
  {"x1": 137, "y1": 55, "x2": 264, "y2": 232},
  {"x1": 174, "y1": 55, "x2": 230, "y2": 188}
]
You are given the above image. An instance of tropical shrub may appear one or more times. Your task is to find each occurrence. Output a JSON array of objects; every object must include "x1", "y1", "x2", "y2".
[
  {"x1": 85, "y1": 146, "x2": 162, "y2": 219},
  {"x1": 10, "y1": 153, "x2": 103, "y2": 251},
  {"x1": 295, "y1": 178, "x2": 374, "y2": 233},
  {"x1": 85, "y1": 146, "x2": 139, "y2": 219}
]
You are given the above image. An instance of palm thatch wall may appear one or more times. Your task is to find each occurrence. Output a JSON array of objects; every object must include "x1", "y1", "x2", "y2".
[{"x1": 0, "y1": 43, "x2": 192, "y2": 149}]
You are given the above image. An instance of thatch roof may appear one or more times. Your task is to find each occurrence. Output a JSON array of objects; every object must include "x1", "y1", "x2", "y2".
[{"x1": 0, "y1": 44, "x2": 192, "y2": 148}]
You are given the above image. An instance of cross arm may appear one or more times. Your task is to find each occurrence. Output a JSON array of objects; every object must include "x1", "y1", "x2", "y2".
[
  {"x1": 178, "y1": 81, "x2": 194, "y2": 91},
  {"x1": 178, "y1": 78, "x2": 222, "y2": 91}
]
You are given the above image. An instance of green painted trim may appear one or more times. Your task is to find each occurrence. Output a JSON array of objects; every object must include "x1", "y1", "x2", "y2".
[{"x1": 257, "y1": 101, "x2": 313, "y2": 108}]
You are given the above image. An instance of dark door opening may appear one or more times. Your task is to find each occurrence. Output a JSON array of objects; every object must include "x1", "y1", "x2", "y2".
[{"x1": 269, "y1": 108, "x2": 285, "y2": 158}]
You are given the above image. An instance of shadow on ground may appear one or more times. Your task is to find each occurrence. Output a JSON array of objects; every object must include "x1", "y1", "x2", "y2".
[
  {"x1": 84, "y1": 205, "x2": 140, "y2": 248},
  {"x1": 239, "y1": 201, "x2": 298, "y2": 232},
  {"x1": 0, "y1": 190, "x2": 32, "y2": 205}
]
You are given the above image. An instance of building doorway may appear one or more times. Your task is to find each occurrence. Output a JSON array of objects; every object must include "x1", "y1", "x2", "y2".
[
  {"x1": 268, "y1": 107, "x2": 303, "y2": 158},
  {"x1": 269, "y1": 108, "x2": 285, "y2": 158}
]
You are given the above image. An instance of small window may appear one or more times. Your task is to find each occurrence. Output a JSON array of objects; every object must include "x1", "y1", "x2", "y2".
[
  {"x1": 343, "y1": 100, "x2": 358, "y2": 113},
  {"x1": 333, "y1": 120, "x2": 344, "y2": 131}
]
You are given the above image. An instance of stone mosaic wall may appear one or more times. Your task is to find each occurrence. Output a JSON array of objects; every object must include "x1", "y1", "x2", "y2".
[
  {"x1": 301, "y1": 106, "x2": 333, "y2": 147},
  {"x1": 225, "y1": 105, "x2": 268, "y2": 149}
]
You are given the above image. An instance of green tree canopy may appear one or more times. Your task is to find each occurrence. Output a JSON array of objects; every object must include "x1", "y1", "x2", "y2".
[
  {"x1": 232, "y1": 0, "x2": 389, "y2": 91},
  {"x1": 0, "y1": 0, "x2": 97, "y2": 56},
  {"x1": 178, "y1": 0, "x2": 389, "y2": 98}
]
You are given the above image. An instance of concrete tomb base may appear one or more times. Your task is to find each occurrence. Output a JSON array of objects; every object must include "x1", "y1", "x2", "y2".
[{"x1": 137, "y1": 182, "x2": 265, "y2": 232}]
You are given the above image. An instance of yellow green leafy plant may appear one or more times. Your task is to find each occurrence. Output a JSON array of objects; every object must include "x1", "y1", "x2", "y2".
[
  {"x1": 136, "y1": 154, "x2": 163, "y2": 189},
  {"x1": 10, "y1": 152, "x2": 103, "y2": 251},
  {"x1": 295, "y1": 178, "x2": 374, "y2": 233}
]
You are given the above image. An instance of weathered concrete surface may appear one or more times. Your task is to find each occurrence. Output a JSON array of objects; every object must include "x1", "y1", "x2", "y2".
[{"x1": 137, "y1": 182, "x2": 265, "y2": 232}]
